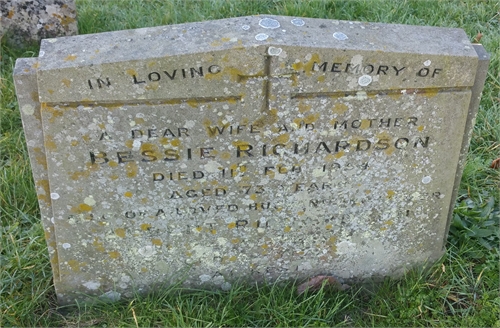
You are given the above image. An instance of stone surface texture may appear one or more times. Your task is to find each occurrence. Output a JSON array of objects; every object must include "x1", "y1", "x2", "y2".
[
  {"x1": 1, "y1": 0, "x2": 77, "y2": 46},
  {"x1": 14, "y1": 15, "x2": 489, "y2": 305}
]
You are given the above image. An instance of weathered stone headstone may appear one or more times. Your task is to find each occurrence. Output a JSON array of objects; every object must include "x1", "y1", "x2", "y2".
[
  {"x1": 14, "y1": 15, "x2": 489, "y2": 305},
  {"x1": 1, "y1": 0, "x2": 77, "y2": 47}
]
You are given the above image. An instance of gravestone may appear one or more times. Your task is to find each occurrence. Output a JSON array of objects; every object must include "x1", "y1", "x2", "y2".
[{"x1": 14, "y1": 15, "x2": 489, "y2": 305}]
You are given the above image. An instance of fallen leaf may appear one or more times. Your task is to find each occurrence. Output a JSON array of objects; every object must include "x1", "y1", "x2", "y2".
[
  {"x1": 473, "y1": 32, "x2": 483, "y2": 43},
  {"x1": 490, "y1": 158, "x2": 500, "y2": 169},
  {"x1": 297, "y1": 275, "x2": 349, "y2": 294}
]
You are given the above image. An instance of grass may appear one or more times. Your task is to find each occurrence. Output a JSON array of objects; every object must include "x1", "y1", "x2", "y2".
[{"x1": 1, "y1": 0, "x2": 499, "y2": 326}]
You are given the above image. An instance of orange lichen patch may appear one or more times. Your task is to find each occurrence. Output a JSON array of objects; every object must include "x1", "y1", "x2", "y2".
[
  {"x1": 227, "y1": 222, "x2": 236, "y2": 229},
  {"x1": 210, "y1": 229, "x2": 217, "y2": 235},
  {"x1": 126, "y1": 69, "x2": 137, "y2": 76},
  {"x1": 317, "y1": 75, "x2": 325, "y2": 82},
  {"x1": 115, "y1": 228, "x2": 126, "y2": 238},
  {"x1": 140, "y1": 223, "x2": 151, "y2": 231},
  {"x1": 36, "y1": 179, "x2": 50, "y2": 204},
  {"x1": 141, "y1": 267, "x2": 148, "y2": 273},
  {"x1": 365, "y1": 189, "x2": 371, "y2": 194},
  {"x1": 79, "y1": 203, "x2": 92, "y2": 212},
  {"x1": 69, "y1": 171, "x2": 90, "y2": 181},
  {"x1": 325, "y1": 224, "x2": 333, "y2": 230},
  {"x1": 124, "y1": 191, "x2": 133, "y2": 198},
  {"x1": 425, "y1": 88, "x2": 439, "y2": 98},
  {"x1": 303, "y1": 53, "x2": 321, "y2": 76},
  {"x1": 327, "y1": 236, "x2": 337, "y2": 253},
  {"x1": 284, "y1": 226, "x2": 291, "y2": 233},
  {"x1": 417, "y1": 125, "x2": 425, "y2": 132},
  {"x1": 297, "y1": 211, "x2": 305, "y2": 216},
  {"x1": 145, "y1": 82, "x2": 159, "y2": 91},
  {"x1": 331, "y1": 103, "x2": 348, "y2": 114},
  {"x1": 159, "y1": 137, "x2": 170, "y2": 145},
  {"x1": 360, "y1": 119, "x2": 373, "y2": 130},
  {"x1": 7, "y1": 10, "x2": 14, "y2": 18},
  {"x1": 82, "y1": 135, "x2": 91, "y2": 142},
  {"x1": 141, "y1": 198, "x2": 148, "y2": 204},
  {"x1": 45, "y1": 135, "x2": 57, "y2": 151},
  {"x1": 125, "y1": 162, "x2": 138, "y2": 178},
  {"x1": 272, "y1": 133, "x2": 289, "y2": 144},
  {"x1": 41, "y1": 103, "x2": 64, "y2": 122},
  {"x1": 110, "y1": 174, "x2": 119, "y2": 180},
  {"x1": 196, "y1": 226, "x2": 203, "y2": 232},
  {"x1": 298, "y1": 101, "x2": 311, "y2": 113},
  {"x1": 386, "y1": 190, "x2": 395, "y2": 199},
  {"x1": 67, "y1": 259, "x2": 81, "y2": 272},
  {"x1": 32, "y1": 147, "x2": 48, "y2": 170},
  {"x1": 384, "y1": 220, "x2": 394, "y2": 225},
  {"x1": 261, "y1": 244, "x2": 269, "y2": 249},
  {"x1": 64, "y1": 54, "x2": 77, "y2": 61},
  {"x1": 292, "y1": 61, "x2": 303, "y2": 71},
  {"x1": 170, "y1": 139, "x2": 180, "y2": 147},
  {"x1": 186, "y1": 99, "x2": 198, "y2": 108},
  {"x1": 231, "y1": 238, "x2": 239, "y2": 244},
  {"x1": 31, "y1": 62, "x2": 40, "y2": 69},
  {"x1": 135, "y1": 117, "x2": 145, "y2": 124},
  {"x1": 108, "y1": 160, "x2": 118, "y2": 168},
  {"x1": 253, "y1": 108, "x2": 279, "y2": 127},
  {"x1": 47, "y1": 89, "x2": 55, "y2": 94},
  {"x1": 229, "y1": 256, "x2": 237, "y2": 262},
  {"x1": 92, "y1": 238, "x2": 105, "y2": 252},
  {"x1": 108, "y1": 251, "x2": 120, "y2": 259},
  {"x1": 125, "y1": 140, "x2": 134, "y2": 148},
  {"x1": 220, "y1": 152, "x2": 231, "y2": 160},
  {"x1": 334, "y1": 151, "x2": 345, "y2": 159},
  {"x1": 61, "y1": 78, "x2": 71, "y2": 87},
  {"x1": 250, "y1": 194, "x2": 257, "y2": 201},
  {"x1": 152, "y1": 238, "x2": 163, "y2": 246}
]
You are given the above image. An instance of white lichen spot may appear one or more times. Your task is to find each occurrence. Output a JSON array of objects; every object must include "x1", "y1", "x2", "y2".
[
  {"x1": 255, "y1": 33, "x2": 269, "y2": 41},
  {"x1": 241, "y1": 25, "x2": 250, "y2": 30},
  {"x1": 132, "y1": 139, "x2": 141, "y2": 150},
  {"x1": 129, "y1": 120, "x2": 136, "y2": 127},
  {"x1": 99, "y1": 290, "x2": 121, "y2": 302},
  {"x1": 50, "y1": 193, "x2": 60, "y2": 200},
  {"x1": 291, "y1": 18, "x2": 305, "y2": 26},
  {"x1": 358, "y1": 75, "x2": 372, "y2": 86},
  {"x1": 184, "y1": 120, "x2": 195, "y2": 128},
  {"x1": 39, "y1": 51, "x2": 45, "y2": 57},
  {"x1": 423, "y1": 60, "x2": 431, "y2": 67},
  {"x1": 259, "y1": 18, "x2": 280, "y2": 29},
  {"x1": 21, "y1": 104, "x2": 35, "y2": 116},
  {"x1": 268, "y1": 46, "x2": 282, "y2": 56},
  {"x1": 312, "y1": 168, "x2": 327, "y2": 177},
  {"x1": 84, "y1": 196, "x2": 96, "y2": 206},
  {"x1": 138, "y1": 246, "x2": 155, "y2": 258},
  {"x1": 221, "y1": 282, "x2": 231, "y2": 291},
  {"x1": 204, "y1": 160, "x2": 222, "y2": 173},
  {"x1": 62, "y1": 243, "x2": 71, "y2": 249},
  {"x1": 422, "y1": 176, "x2": 432, "y2": 184},
  {"x1": 121, "y1": 274, "x2": 131, "y2": 283},
  {"x1": 47, "y1": 38, "x2": 58, "y2": 43},
  {"x1": 333, "y1": 32, "x2": 348, "y2": 40},
  {"x1": 83, "y1": 281, "x2": 101, "y2": 290},
  {"x1": 199, "y1": 274, "x2": 211, "y2": 282}
]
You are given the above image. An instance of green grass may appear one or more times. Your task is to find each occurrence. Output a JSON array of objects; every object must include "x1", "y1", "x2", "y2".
[{"x1": 1, "y1": 0, "x2": 499, "y2": 326}]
